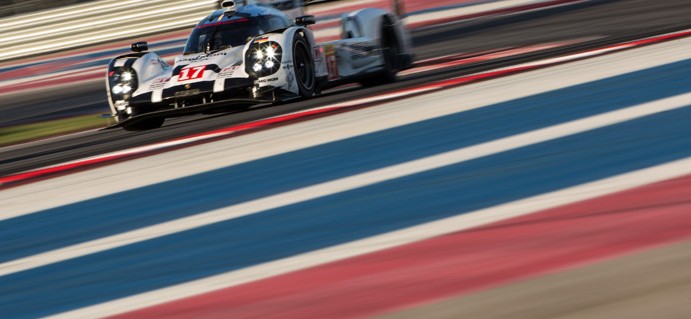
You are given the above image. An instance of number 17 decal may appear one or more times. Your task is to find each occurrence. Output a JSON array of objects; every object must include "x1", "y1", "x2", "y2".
[{"x1": 179, "y1": 66, "x2": 207, "y2": 81}]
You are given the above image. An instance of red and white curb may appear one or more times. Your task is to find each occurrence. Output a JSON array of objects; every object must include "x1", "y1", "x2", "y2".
[{"x1": 1, "y1": 29, "x2": 689, "y2": 189}]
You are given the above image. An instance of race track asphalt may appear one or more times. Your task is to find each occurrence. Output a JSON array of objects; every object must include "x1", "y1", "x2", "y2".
[{"x1": 381, "y1": 240, "x2": 691, "y2": 319}]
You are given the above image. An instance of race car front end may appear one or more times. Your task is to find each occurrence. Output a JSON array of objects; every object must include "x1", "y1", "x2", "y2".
[{"x1": 105, "y1": 6, "x2": 309, "y2": 130}]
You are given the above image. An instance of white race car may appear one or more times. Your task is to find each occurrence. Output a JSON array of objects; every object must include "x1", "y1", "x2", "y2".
[{"x1": 106, "y1": 0, "x2": 413, "y2": 130}]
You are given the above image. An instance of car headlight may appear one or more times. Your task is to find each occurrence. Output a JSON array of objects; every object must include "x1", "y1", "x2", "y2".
[
  {"x1": 247, "y1": 41, "x2": 282, "y2": 77},
  {"x1": 121, "y1": 72, "x2": 133, "y2": 82},
  {"x1": 109, "y1": 68, "x2": 138, "y2": 98}
]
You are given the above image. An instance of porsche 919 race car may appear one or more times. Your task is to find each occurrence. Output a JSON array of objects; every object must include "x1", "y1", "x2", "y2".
[{"x1": 106, "y1": 0, "x2": 413, "y2": 130}]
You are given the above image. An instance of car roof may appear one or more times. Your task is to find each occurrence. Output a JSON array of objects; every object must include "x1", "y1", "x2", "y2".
[{"x1": 199, "y1": 4, "x2": 289, "y2": 27}]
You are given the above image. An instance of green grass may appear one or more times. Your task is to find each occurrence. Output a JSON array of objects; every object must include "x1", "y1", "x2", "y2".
[{"x1": 0, "y1": 114, "x2": 108, "y2": 147}]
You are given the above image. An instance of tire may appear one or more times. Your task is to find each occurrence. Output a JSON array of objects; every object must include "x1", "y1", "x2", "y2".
[
  {"x1": 361, "y1": 16, "x2": 401, "y2": 87},
  {"x1": 292, "y1": 34, "x2": 316, "y2": 98}
]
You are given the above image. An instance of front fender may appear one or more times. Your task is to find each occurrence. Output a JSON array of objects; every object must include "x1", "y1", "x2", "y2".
[
  {"x1": 105, "y1": 52, "x2": 172, "y2": 116},
  {"x1": 247, "y1": 27, "x2": 317, "y2": 96}
]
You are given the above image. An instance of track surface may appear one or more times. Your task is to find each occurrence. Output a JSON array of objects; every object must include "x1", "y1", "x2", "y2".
[
  {"x1": 2, "y1": 1, "x2": 691, "y2": 318},
  {"x1": 2, "y1": 36, "x2": 690, "y2": 318},
  {"x1": 382, "y1": 240, "x2": 691, "y2": 319},
  {"x1": 1, "y1": 0, "x2": 689, "y2": 176}
]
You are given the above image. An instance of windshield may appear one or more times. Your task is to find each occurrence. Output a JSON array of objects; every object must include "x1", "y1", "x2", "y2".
[{"x1": 184, "y1": 14, "x2": 292, "y2": 54}]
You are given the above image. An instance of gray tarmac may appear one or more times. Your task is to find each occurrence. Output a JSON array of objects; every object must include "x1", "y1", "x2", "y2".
[{"x1": 380, "y1": 240, "x2": 691, "y2": 319}]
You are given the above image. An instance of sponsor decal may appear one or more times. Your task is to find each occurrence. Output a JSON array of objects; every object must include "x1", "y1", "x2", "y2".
[
  {"x1": 314, "y1": 47, "x2": 324, "y2": 63},
  {"x1": 177, "y1": 52, "x2": 227, "y2": 63},
  {"x1": 282, "y1": 60, "x2": 295, "y2": 90},
  {"x1": 254, "y1": 36, "x2": 270, "y2": 44},
  {"x1": 150, "y1": 57, "x2": 171, "y2": 69},
  {"x1": 179, "y1": 65, "x2": 207, "y2": 81},
  {"x1": 282, "y1": 60, "x2": 294, "y2": 70},
  {"x1": 286, "y1": 70, "x2": 295, "y2": 90},
  {"x1": 219, "y1": 65, "x2": 240, "y2": 78},
  {"x1": 149, "y1": 77, "x2": 170, "y2": 90},
  {"x1": 257, "y1": 77, "x2": 279, "y2": 83},
  {"x1": 324, "y1": 44, "x2": 339, "y2": 81},
  {"x1": 175, "y1": 89, "x2": 201, "y2": 97}
]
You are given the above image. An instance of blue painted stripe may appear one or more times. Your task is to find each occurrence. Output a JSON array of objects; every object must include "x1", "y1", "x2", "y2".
[
  {"x1": 1, "y1": 102, "x2": 690, "y2": 318},
  {"x1": 0, "y1": 60, "x2": 690, "y2": 318},
  {"x1": 1, "y1": 59, "x2": 689, "y2": 264}
]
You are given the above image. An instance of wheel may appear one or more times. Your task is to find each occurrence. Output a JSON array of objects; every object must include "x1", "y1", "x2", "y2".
[
  {"x1": 292, "y1": 34, "x2": 316, "y2": 98},
  {"x1": 361, "y1": 16, "x2": 401, "y2": 87}
]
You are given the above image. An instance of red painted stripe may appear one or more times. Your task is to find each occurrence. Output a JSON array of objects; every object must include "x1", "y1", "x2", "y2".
[
  {"x1": 2, "y1": 29, "x2": 688, "y2": 188},
  {"x1": 108, "y1": 174, "x2": 691, "y2": 319}
]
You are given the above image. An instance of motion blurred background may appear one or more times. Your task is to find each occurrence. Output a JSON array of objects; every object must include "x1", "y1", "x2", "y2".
[{"x1": 0, "y1": 0, "x2": 94, "y2": 17}]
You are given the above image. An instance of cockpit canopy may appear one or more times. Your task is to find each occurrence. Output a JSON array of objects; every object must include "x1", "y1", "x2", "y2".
[{"x1": 183, "y1": 6, "x2": 293, "y2": 54}]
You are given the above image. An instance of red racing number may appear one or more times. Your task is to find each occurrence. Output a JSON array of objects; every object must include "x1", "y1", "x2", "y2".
[{"x1": 179, "y1": 66, "x2": 207, "y2": 81}]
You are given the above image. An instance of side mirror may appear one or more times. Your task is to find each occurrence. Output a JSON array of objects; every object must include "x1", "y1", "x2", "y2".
[
  {"x1": 131, "y1": 41, "x2": 148, "y2": 53},
  {"x1": 295, "y1": 15, "x2": 316, "y2": 26}
]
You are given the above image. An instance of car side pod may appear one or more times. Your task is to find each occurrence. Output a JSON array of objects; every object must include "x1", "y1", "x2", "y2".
[{"x1": 131, "y1": 42, "x2": 149, "y2": 53}]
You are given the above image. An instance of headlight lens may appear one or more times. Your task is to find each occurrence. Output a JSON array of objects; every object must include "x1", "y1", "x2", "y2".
[
  {"x1": 121, "y1": 72, "x2": 133, "y2": 82},
  {"x1": 247, "y1": 41, "x2": 282, "y2": 77},
  {"x1": 109, "y1": 68, "x2": 138, "y2": 98}
]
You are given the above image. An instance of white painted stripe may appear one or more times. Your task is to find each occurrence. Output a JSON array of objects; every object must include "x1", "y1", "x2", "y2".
[
  {"x1": 3, "y1": 36, "x2": 690, "y2": 219},
  {"x1": 3, "y1": 90, "x2": 690, "y2": 278},
  {"x1": 0, "y1": 0, "x2": 216, "y2": 61},
  {"x1": 46, "y1": 156, "x2": 691, "y2": 319}
]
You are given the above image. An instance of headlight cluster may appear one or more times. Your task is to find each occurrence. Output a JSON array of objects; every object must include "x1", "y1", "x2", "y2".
[
  {"x1": 246, "y1": 41, "x2": 282, "y2": 77},
  {"x1": 109, "y1": 68, "x2": 138, "y2": 97}
]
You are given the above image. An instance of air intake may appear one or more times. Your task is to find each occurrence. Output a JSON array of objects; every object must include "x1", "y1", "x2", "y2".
[{"x1": 221, "y1": 0, "x2": 237, "y2": 12}]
